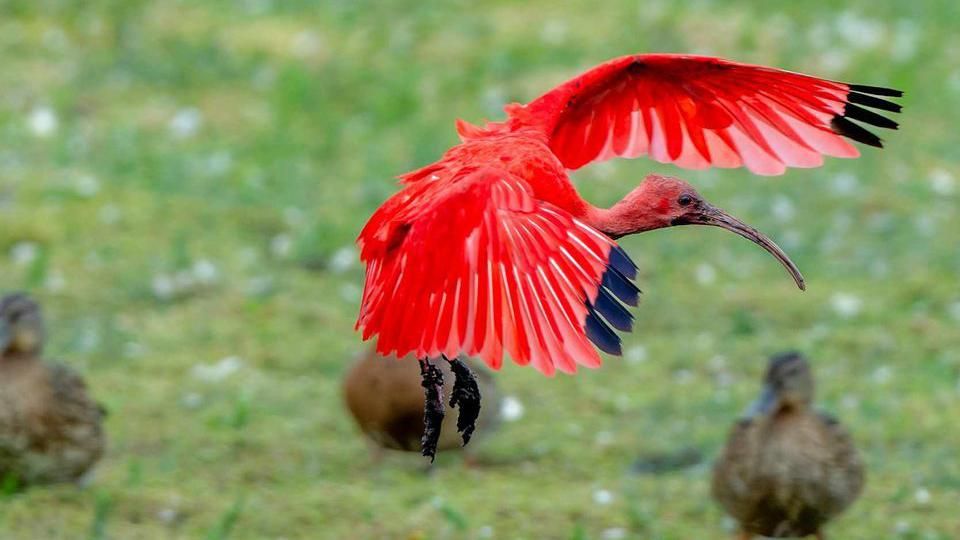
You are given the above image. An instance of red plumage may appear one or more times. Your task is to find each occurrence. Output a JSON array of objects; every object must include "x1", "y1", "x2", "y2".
[{"x1": 357, "y1": 53, "x2": 901, "y2": 375}]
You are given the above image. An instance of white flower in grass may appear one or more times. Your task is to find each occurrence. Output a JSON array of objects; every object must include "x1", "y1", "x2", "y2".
[
  {"x1": 204, "y1": 151, "x2": 233, "y2": 177},
  {"x1": 949, "y1": 302, "x2": 960, "y2": 322},
  {"x1": 914, "y1": 487, "x2": 931, "y2": 505},
  {"x1": 831, "y1": 173, "x2": 859, "y2": 196},
  {"x1": 173, "y1": 270, "x2": 195, "y2": 290},
  {"x1": 283, "y1": 207, "x2": 305, "y2": 227},
  {"x1": 291, "y1": 31, "x2": 323, "y2": 58},
  {"x1": 913, "y1": 215, "x2": 935, "y2": 236},
  {"x1": 830, "y1": 292, "x2": 862, "y2": 318},
  {"x1": 192, "y1": 259, "x2": 219, "y2": 284},
  {"x1": 836, "y1": 12, "x2": 885, "y2": 50},
  {"x1": 871, "y1": 365, "x2": 892, "y2": 385},
  {"x1": 98, "y1": 204, "x2": 121, "y2": 225},
  {"x1": 477, "y1": 526, "x2": 494, "y2": 539},
  {"x1": 339, "y1": 282, "x2": 361, "y2": 302},
  {"x1": 695, "y1": 262, "x2": 716, "y2": 285},
  {"x1": 181, "y1": 392, "x2": 204, "y2": 409},
  {"x1": 625, "y1": 345, "x2": 647, "y2": 364},
  {"x1": 192, "y1": 356, "x2": 243, "y2": 383},
  {"x1": 329, "y1": 246, "x2": 357, "y2": 274},
  {"x1": 10, "y1": 242, "x2": 38, "y2": 266},
  {"x1": 73, "y1": 173, "x2": 100, "y2": 197},
  {"x1": 592, "y1": 489, "x2": 614, "y2": 505},
  {"x1": 157, "y1": 507, "x2": 180, "y2": 524},
  {"x1": 246, "y1": 276, "x2": 274, "y2": 297},
  {"x1": 929, "y1": 169, "x2": 955, "y2": 195},
  {"x1": 594, "y1": 431, "x2": 614, "y2": 447},
  {"x1": 123, "y1": 341, "x2": 146, "y2": 359},
  {"x1": 602, "y1": 528, "x2": 627, "y2": 540},
  {"x1": 841, "y1": 395, "x2": 860, "y2": 410},
  {"x1": 771, "y1": 195, "x2": 795, "y2": 222},
  {"x1": 500, "y1": 396, "x2": 524, "y2": 422},
  {"x1": 819, "y1": 50, "x2": 851, "y2": 73},
  {"x1": 169, "y1": 107, "x2": 202, "y2": 138},
  {"x1": 540, "y1": 19, "x2": 568, "y2": 45},
  {"x1": 45, "y1": 270, "x2": 67, "y2": 293},
  {"x1": 151, "y1": 274, "x2": 175, "y2": 300},
  {"x1": 28, "y1": 106, "x2": 58, "y2": 138},
  {"x1": 892, "y1": 20, "x2": 919, "y2": 62},
  {"x1": 270, "y1": 234, "x2": 293, "y2": 258}
]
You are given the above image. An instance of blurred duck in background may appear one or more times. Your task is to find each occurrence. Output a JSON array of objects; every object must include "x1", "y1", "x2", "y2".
[
  {"x1": 712, "y1": 352, "x2": 864, "y2": 539},
  {"x1": 0, "y1": 293, "x2": 106, "y2": 488},
  {"x1": 343, "y1": 347, "x2": 501, "y2": 462}
]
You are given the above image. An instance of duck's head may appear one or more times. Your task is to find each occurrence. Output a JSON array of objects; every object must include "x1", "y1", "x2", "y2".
[
  {"x1": 746, "y1": 351, "x2": 814, "y2": 417},
  {"x1": 0, "y1": 293, "x2": 45, "y2": 357}
]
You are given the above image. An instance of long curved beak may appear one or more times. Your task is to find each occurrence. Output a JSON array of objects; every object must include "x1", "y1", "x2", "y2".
[{"x1": 687, "y1": 204, "x2": 805, "y2": 290}]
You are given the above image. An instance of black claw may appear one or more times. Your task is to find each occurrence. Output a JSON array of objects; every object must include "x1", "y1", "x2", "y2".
[
  {"x1": 419, "y1": 358, "x2": 445, "y2": 462},
  {"x1": 448, "y1": 356, "x2": 482, "y2": 446}
]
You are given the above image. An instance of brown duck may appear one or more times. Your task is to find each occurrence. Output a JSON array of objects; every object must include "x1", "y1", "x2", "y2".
[
  {"x1": 0, "y1": 293, "x2": 106, "y2": 487},
  {"x1": 343, "y1": 347, "x2": 501, "y2": 458},
  {"x1": 712, "y1": 352, "x2": 864, "y2": 539}
]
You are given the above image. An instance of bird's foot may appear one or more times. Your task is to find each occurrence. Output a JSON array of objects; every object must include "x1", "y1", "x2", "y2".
[
  {"x1": 448, "y1": 356, "x2": 482, "y2": 446},
  {"x1": 419, "y1": 358, "x2": 445, "y2": 462}
]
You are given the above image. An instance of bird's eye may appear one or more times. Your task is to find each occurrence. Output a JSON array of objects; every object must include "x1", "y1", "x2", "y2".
[{"x1": 677, "y1": 194, "x2": 692, "y2": 206}]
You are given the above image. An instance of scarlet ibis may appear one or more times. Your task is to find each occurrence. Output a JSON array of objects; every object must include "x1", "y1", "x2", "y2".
[
  {"x1": 712, "y1": 352, "x2": 863, "y2": 539},
  {"x1": 0, "y1": 293, "x2": 106, "y2": 486},
  {"x1": 356, "y1": 53, "x2": 901, "y2": 459}
]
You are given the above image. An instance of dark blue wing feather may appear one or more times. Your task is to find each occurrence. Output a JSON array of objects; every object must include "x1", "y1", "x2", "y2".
[{"x1": 584, "y1": 244, "x2": 641, "y2": 355}]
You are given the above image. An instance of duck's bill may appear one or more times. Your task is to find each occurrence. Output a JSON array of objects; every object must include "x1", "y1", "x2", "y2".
[
  {"x1": 744, "y1": 384, "x2": 778, "y2": 417},
  {"x1": 693, "y1": 204, "x2": 806, "y2": 291}
]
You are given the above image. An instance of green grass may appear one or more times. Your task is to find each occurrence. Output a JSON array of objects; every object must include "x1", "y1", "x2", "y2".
[{"x1": 0, "y1": 0, "x2": 958, "y2": 538}]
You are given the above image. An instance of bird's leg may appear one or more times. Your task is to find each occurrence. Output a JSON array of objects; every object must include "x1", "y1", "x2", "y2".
[
  {"x1": 419, "y1": 357, "x2": 445, "y2": 462},
  {"x1": 447, "y1": 355, "x2": 482, "y2": 446}
]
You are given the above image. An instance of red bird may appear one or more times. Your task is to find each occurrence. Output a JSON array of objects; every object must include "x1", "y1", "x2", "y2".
[{"x1": 356, "y1": 53, "x2": 901, "y2": 458}]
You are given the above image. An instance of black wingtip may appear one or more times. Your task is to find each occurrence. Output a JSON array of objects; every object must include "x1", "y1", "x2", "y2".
[
  {"x1": 584, "y1": 305, "x2": 622, "y2": 356},
  {"x1": 833, "y1": 83, "x2": 903, "y2": 148},
  {"x1": 609, "y1": 245, "x2": 638, "y2": 279},
  {"x1": 583, "y1": 245, "x2": 642, "y2": 355},
  {"x1": 848, "y1": 83, "x2": 903, "y2": 97},
  {"x1": 601, "y1": 268, "x2": 640, "y2": 307},
  {"x1": 842, "y1": 103, "x2": 899, "y2": 130},
  {"x1": 594, "y1": 287, "x2": 633, "y2": 332},
  {"x1": 831, "y1": 116, "x2": 883, "y2": 148},
  {"x1": 847, "y1": 91, "x2": 902, "y2": 113}
]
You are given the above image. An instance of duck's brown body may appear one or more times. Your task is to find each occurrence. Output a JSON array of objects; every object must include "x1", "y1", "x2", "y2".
[
  {"x1": 0, "y1": 294, "x2": 105, "y2": 486},
  {"x1": 343, "y1": 348, "x2": 500, "y2": 454},
  {"x1": 712, "y1": 353, "x2": 863, "y2": 539}
]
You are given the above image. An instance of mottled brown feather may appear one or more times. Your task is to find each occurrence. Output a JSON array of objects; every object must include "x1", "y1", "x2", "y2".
[
  {"x1": 0, "y1": 356, "x2": 106, "y2": 485},
  {"x1": 0, "y1": 293, "x2": 105, "y2": 487},
  {"x1": 712, "y1": 354, "x2": 863, "y2": 539}
]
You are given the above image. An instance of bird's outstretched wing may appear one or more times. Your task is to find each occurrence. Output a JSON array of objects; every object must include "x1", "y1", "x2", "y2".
[
  {"x1": 356, "y1": 167, "x2": 639, "y2": 375},
  {"x1": 514, "y1": 54, "x2": 902, "y2": 175}
]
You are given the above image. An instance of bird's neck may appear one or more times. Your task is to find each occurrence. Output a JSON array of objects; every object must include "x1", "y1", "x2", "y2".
[{"x1": 585, "y1": 202, "x2": 667, "y2": 239}]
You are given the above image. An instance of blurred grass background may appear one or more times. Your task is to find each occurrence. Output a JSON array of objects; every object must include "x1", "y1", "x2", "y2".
[{"x1": 0, "y1": 0, "x2": 957, "y2": 538}]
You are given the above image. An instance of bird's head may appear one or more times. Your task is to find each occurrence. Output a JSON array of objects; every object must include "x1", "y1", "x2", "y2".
[
  {"x1": 0, "y1": 293, "x2": 45, "y2": 357},
  {"x1": 746, "y1": 351, "x2": 814, "y2": 417},
  {"x1": 611, "y1": 174, "x2": 804, "y2": 290}
]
